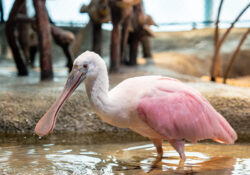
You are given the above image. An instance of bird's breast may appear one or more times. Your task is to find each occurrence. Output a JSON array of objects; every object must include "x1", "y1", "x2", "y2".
[{"x1": 94, "y1": 107, "x2": 131, "y2": 129}]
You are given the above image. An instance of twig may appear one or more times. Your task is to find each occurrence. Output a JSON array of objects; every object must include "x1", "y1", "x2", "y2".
[
  {"x1": 223, "y1": 28, "x2": 250, "y2": 84},
  {"x1": 214, "y1": 0, "x2": 224, "y2": 49},
  {"x1": 210, "y1": 2, "x2": 250, "y2": 81},
  {"x1": 211, "y1": 0, "x2": 224, "y2": 81}
]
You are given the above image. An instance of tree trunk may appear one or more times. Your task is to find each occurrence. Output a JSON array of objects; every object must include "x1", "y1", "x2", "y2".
[
  {"x1": 110, "y1": 22, "x2": 120, "y2": 72},
  {"x1": 29, "y1": 45, "x2": 37, "y2": 67},
  {"x1": 120, "y1": 16, "x2": 131, "y2": 64},
  {"x1": 5, "y1": 0, "x2": 28, "y2": 76},
  {"x1": 92, "y1": 21, "x2": 102, "y2": 55},
  {"x1": 128, "y1": 34, "x2": 139, "y2": 65},
  {"x1": 62, "y1": 45, "x2": 73, "y2": 72},
  {"x1": 33, "y1": 0, "x2": 53, "y2": 80},
  {"x1": 17, "y1": 0, "x2": 30, "y2": 62},
  {"x1": 141, "y1": 36, "x2": 152, "y2": 58},
  {"x1": 0, "y1": 0, "x2": 4, "y2": 23},
  {"x1": 109, "y1": 1, "x2": 123, "y2": 72}
]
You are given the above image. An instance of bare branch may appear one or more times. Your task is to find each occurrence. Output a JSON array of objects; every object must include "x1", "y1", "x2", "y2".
[
  {"x1": 211, "y1": 2, "x2": 250, "y2": 81},
  {"x1": 223, "y1": 28, "x2": 250, "y2": 83},
  {"x1": 214, "y1": 0, "x2": 224, "y2": 49},
  {"x1": 211, "y1": 0, "x2": 224, "y2": 81},
  {"x1": 5, "y1": 0, "x2": 28, "y2": 76}
]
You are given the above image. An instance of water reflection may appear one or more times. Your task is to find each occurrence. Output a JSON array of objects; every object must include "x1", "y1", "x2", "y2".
[
  {"x1": 0, "y1": 139, "x2": 249, "y2": 174},
  {"x1": 136, "y1": 156, "x2": 236, "y2": 175}
]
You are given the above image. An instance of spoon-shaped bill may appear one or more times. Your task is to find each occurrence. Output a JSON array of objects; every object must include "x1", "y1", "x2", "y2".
[{"x1": 35, "y1": 69, "x2": 85, "y2": 136}]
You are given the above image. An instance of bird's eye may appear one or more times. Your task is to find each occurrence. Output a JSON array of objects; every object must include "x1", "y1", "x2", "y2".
[{"x1": 83, "y1": 64, "x2": 88, "y2": 69}]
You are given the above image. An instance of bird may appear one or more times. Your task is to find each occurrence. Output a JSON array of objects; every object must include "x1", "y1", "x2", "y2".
[{"x1": 35, "y1": 51, "x2": 237, "y2": 160}]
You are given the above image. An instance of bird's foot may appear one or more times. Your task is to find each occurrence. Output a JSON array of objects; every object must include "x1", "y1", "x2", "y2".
[
  {"x1": 176, "y1": 159, "x2": 185, "y2": 172},
  {"x1": 146, "y1": 156, "x2": 162, "y2": 173}
]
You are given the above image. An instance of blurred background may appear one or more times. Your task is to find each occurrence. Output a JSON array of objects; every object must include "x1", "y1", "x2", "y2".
[
  {"x1": 0, "y1": 0, "x2": 249, "y2": 83},
  {"x1": 2, "y1": 0, "x2": 250, "y2": 30}
]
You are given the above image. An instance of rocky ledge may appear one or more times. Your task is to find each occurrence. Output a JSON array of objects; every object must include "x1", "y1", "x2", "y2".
[{"x1": 0, "y1": 71, "x2": 249, "y2": 142}]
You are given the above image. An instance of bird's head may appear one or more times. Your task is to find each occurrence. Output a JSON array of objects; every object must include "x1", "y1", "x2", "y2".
[
  {"x1": 35, "y1": 51, "x2": 105, "y2": 137},
  {"x1": 73, "y1": 50, "x2": 106, "y2": 79}
]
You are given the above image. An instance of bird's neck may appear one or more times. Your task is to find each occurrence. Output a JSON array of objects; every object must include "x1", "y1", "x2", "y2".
[
  {"x1": 84, "y1": 66, "x2": 130, "y2": 128},
  {"x1": 84, "y1": 69, "x2": 111, "y2": 115}
]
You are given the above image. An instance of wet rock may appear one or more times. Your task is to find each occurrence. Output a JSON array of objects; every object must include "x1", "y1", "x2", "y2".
[{"x1": 0, "y1": 84, "x2": 128, "y2": 135}]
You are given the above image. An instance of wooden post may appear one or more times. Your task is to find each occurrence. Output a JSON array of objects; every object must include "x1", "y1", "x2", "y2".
[
  {"x1": 5, "y1": 0, "x2": 28, "y2": 76},
  {"x1": 33, "y1": 0, "x2": 53, "y2": 80}
]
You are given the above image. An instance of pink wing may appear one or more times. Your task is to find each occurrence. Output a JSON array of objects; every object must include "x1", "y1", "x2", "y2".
[{"x1": 137, "y1": 80, "x2": 237, "y2": 144}]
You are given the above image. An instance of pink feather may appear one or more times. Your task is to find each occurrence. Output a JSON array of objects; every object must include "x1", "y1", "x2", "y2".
[{"x1": 137, "y1": 78, "x2": 237, "y2": 144}]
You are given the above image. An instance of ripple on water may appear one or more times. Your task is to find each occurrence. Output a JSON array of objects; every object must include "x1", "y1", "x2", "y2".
[{"x1": 0, "y1": 139, "x2": 249, "y2": 174}]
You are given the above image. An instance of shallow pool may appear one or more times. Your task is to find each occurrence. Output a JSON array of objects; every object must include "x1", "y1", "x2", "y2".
[{"x1": 0, "y1": 134, "x2": 249, "y2": 175}]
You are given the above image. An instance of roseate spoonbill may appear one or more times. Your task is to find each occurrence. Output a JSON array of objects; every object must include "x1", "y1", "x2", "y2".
[{"x1": 35, "y1": 51, "x2": 237, "y2": 160}]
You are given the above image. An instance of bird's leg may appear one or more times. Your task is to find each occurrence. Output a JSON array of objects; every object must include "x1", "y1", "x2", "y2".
[
  {"x1": 151, "y1": 139, "x2": 163, "y2": 160},
  {"x1": 148, "y1": 138, "x2": 163, "y2": 172},
  {"x1": 169, "y1": 139, "x2": 186, "y2": 160}
]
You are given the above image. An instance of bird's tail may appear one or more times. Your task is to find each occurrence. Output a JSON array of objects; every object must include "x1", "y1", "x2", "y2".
[{"x1": 213, "y1": 112, "x2": 237, "y2": 144}]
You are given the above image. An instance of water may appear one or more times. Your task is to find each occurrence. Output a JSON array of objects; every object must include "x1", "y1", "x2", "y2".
[{"x1": 0, "y1": 135, "x2": 249, "y2": 175}]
